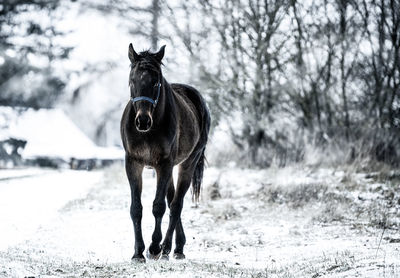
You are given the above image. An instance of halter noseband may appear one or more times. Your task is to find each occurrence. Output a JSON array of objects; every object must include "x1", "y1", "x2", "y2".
[{"x1": 130, "y1": 78, "x2": 161, "y2": 107}]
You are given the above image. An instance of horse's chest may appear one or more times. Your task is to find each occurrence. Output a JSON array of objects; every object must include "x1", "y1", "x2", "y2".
[
  {"x1": 131, "y1": 144, "x2": 151, "y2": 161},
  {"x1": 128, "y1": 139, "x2": 169, "y2": 166}
]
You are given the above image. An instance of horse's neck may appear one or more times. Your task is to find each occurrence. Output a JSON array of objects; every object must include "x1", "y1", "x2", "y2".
[{"x1": 153, "y1": 79, "x2": 175, "y2": 124}]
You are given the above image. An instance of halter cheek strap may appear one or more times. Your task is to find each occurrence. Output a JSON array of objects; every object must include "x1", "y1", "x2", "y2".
[{"x1": 131, "y1": 81, "x2": 161, "y2": 107}]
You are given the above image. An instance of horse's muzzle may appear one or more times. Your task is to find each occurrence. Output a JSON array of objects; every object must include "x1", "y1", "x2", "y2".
[{"x1": 135, "y1": 112, "x2": 153, "y2": 132}]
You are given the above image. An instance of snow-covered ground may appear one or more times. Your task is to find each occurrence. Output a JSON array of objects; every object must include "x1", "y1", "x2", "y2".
[
  {"x1": 0, "y1": 169, "x2": 103, "y2": 251},
  {"x1": 0, "y1": 165, "x2": 399, "y2": 277}
]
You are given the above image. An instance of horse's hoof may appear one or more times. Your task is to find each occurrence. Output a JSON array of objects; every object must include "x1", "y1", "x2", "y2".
[
  {"x1": 146, "y1": 248, "x2": 162, "y2": 260},
  {"x1": 161, "y1": 254, "x2": 169, "y2": 261},
  {"x1": 173, "y1": 252, "x2": 186, "y2": 260},
  {"x1": 131, "y1": 254, "x2": 146, "y2": 263}
]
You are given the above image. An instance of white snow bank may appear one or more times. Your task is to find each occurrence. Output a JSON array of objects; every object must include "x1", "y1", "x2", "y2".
[{"x1": 0, "y1": 106, "x2": 124, "y2": 160}]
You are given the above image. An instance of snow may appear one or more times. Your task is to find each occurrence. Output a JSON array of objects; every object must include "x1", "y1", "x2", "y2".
[
  {"x1": 0, "y1": 169, "x2": 103, "y2": 251},
  {"x1": 0, "y1": 106, "x2": 124, "y2": 160},
  {"x1": 0, "y1": 168, "x2": 51, "y2": 181},
  {"x1": 0, "y1": 165, "x2": 399, "y2": 277}
]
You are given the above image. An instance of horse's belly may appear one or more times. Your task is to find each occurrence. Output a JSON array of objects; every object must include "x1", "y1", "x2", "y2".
[
  {"x1": 172, "y1": 89, "x2": 202, "y2": 165},
  {"x1": 174, "y1": 129, "x2": 200, "y2": 165}
]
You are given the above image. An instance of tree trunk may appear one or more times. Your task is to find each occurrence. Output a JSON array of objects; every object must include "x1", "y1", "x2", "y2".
[{"x1": 150, "y1": 0, "x2": 160, "y2": 50}]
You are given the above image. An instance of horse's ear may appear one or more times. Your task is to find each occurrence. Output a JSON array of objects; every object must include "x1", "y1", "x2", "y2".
[
  {"x1": 154, "y1": 45, "x2": 166, "y2": 62},
  {"x1": 128, "y1": 43, "x2": 139, "y2": 63}
]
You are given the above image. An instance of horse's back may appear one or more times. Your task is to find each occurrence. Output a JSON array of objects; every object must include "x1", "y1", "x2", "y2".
[{"x1": 171, "y1": 83, "x2": 210, "y2": 137}]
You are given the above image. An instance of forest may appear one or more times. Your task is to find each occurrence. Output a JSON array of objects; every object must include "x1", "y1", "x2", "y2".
[{"x1": 1, "y1": 0, "x2": 399, "y2": 168}]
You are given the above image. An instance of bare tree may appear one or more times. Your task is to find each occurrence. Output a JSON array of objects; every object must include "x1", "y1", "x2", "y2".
[
  {"x1": 357, "y1": 0, "x2": 400, "y2": 129},
  {"x1": 287, "y1": 0, "x2": 336, "y2": 136},
  {"x1": 189, "y1": 0, "x2": 290, "y2": 166}
]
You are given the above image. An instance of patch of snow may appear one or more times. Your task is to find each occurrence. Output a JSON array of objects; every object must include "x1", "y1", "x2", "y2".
[{"x1": 0, "y1": 169, "x2": 103, "y2": 251}]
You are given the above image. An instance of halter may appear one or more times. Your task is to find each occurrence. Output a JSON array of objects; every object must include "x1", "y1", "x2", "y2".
[{"x1": 130, "y1": 77, "x2": 161, "y2": 108}]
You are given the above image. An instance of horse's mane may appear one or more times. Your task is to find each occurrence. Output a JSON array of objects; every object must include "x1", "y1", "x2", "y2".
[{"x1": 131, "y1": 49, "x2": 164, "y2": 73}]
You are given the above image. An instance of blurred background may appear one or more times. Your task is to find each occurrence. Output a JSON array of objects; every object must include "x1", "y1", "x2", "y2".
[{"x1": 0, "y1": 0, "x2": 399, "y2": 169}]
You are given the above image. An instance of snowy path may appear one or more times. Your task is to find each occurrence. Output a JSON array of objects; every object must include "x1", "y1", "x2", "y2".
[
  {"x1": 0, "y1": 165, "x2": 399, "y2": 277},
  {"x1": 0, "y1": 169, "x2": 103, "y2": 251}
]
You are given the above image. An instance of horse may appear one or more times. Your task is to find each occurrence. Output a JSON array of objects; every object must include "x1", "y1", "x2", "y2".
[{"x1": 120, "y1": 44, "x2": 210, "y2": 262}]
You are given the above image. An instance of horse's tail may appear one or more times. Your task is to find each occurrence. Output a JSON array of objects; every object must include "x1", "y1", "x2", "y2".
[
  {"x1": 192, "y1": 147, "x2": 206, "y2": 203},
  {"x1": 192, "y1": 100, "x2": 210, "y2": 203}
]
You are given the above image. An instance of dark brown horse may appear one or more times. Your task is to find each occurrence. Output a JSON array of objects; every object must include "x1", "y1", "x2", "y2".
[{"x1": 120, "y1": 44, "x2": 210, "y2": 262}]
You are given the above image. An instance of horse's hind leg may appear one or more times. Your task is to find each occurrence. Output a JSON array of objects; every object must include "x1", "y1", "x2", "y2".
[
  {"x1": 166, "y1": 179, "x2": 186, "y2": 259},
  {"x1": 162, "y1": 161, "x2": 197, "y2": 258}
]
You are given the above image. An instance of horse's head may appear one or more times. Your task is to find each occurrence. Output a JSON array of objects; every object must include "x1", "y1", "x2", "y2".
[{"x1": 128, "y1": 43, "x2": 165, "y2": 132}]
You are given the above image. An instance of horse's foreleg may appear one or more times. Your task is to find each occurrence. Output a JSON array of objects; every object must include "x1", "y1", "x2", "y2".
[
  {"x1": 148, "y1": 163, "x2": 172, "y2": 258},
  {"x1": 126, "y1": 156, "x2": 145, "y2": 262},
  {"x1": 162, "y1": 164, "x2": 194, "y2": 258},
  {"x1": 166, "y1": 179, "x2": 186, "y2": 259}
]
